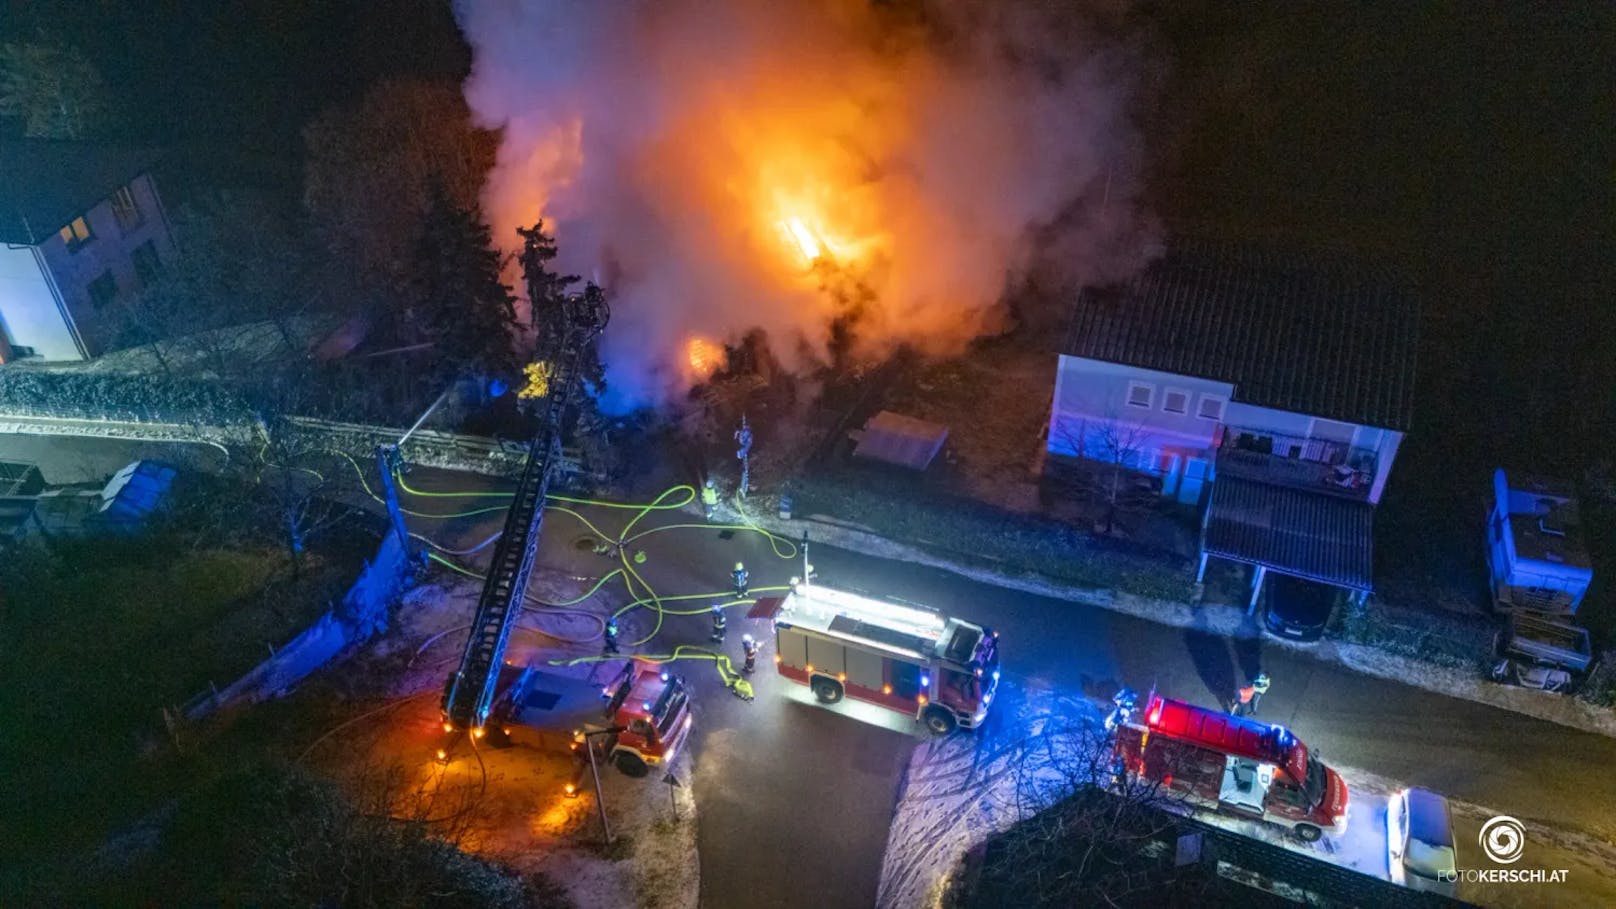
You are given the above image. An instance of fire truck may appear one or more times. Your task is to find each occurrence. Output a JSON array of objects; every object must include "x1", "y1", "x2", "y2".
[
  {"x1": 1113, "y1": 694, "x2": 1349, "y2": 842},
  {"x1": 487, "y1": 660, "x2": 693, "y2": 779},
  {"x1": 758, "y1": 583, "x2": 1001, "y2": 734}
]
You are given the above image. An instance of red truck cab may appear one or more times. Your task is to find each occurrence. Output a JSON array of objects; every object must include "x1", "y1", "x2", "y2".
[
  {"x1": 600, "y1": 662, "x2": 693, "y2": 776},
  {"x1": 1115, "y1": 695, "x2": 1348, "y2": 841},
  {"x1": 489, "y1": 660, "x2": 693, "y2": 778}
]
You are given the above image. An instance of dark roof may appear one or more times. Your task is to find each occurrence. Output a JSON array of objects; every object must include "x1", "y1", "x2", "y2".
[
  {"x1": 0, "y1": 139, "x2": 162, "y2": 244},
  {"x1": 1064, "y1": 244, "x2": 1420, "y2": 431},
  {"x1": 1204, "y1": 476, "x2": 1375, "y2": 590}
]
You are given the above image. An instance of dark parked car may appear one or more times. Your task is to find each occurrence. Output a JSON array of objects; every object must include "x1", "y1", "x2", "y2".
[{"x1": 1262, "y1": 575, "x2": 1337, "y2": 641}]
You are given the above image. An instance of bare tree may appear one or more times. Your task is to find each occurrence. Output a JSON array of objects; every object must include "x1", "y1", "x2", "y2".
[
  {"x1": 1047, "y1": 410, "x2": 1158, "y2": 535},
  {"x1": 951, "y1": 716, "x2": 1207, "y2": 909}
]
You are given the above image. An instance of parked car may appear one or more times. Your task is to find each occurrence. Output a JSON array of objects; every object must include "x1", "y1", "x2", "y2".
[
  {"x1": 1262, "y1": 575, "x2": 1337, "y2": 642},
  {"x1": 1387, "y1": 787, "x2": 1458, "y2": 897}
]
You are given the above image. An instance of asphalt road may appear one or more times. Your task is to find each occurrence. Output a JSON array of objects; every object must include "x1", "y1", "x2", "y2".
[
  {"x1": 7, "y1": 435, "x2": 1615, "y2": 906},
  {"x1": 516, "y1": 498, "x2": 1616, "y2": 908}
]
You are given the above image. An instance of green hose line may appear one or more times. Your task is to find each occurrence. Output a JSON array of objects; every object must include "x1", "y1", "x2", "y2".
[
  {"x1": 549, "y1": 643, "x2": 756, "y2": 694},
  {"x1": 349, "y1": 442, "x2": 803, "y2": 658}
]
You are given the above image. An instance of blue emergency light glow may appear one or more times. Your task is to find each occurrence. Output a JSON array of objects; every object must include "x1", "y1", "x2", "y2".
[
  {"x1": 642, "y1": 701, "x2": 652, "y2": 712},
  {"x1": 921, "y1": 674, "x2": 930, "y2": 687},
  {"x1": 660, "y1": 672, "x2": 669, "y2": 682},
  {"x1": 992, "y1": 669, "x2": 1001, "y2": 681}
]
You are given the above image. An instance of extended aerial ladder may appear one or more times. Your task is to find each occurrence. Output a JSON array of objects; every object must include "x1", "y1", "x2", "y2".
[{"x1": 440, "y1": 227, "x2": 608, "y2": 742}]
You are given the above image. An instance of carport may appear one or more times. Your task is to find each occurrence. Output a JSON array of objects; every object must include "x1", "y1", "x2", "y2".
[{"x1": 1196, "y1": 476, "x2": 1374, "y2": 611}]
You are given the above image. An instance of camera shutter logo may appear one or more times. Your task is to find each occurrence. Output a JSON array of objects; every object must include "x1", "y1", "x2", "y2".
[{"x1": 1480, "y1": 815, "x2": 1526, "y2": 864}]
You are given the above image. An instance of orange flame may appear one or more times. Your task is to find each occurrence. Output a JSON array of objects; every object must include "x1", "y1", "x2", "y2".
[
  {"x1": 780, "y1": 217, "x2": 822, "y2": 262},
  {"x1": 685, "y1": 336, "x2": 725, "y2": 378}
]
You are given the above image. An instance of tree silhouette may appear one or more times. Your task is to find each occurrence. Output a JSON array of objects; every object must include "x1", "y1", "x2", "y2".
[
  {"x1": 405, "y1": 187, "x2": 519, "y2": 387},
  {"x1": 0, "y1": 40, "x2": 108, "y2": 139}
]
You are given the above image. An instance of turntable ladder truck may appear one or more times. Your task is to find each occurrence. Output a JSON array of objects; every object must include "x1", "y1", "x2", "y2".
[{"x1": 439, "y1": 240, "x2": 609, "y2": 747}]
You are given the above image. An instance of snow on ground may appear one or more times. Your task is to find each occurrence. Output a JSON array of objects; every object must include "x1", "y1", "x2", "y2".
[
  {"x1": 303, "y1": 572, "x2": 698, "y2": 909},
  {"x1": 742, "y1": 510, "x2": 1616, "y2": 740},
  {"x1": 875, "y1": 681, "x2": 1616, "y2": 909}
]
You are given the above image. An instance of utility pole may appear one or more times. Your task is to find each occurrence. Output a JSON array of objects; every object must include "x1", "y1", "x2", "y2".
[{"x1": 735, "y1": 414, "x2": 753, "y2": 498}]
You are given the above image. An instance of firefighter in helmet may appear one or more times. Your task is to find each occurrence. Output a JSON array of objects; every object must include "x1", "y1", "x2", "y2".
[
  {"x1": 1231, "y1": 672, "x2": 1270, "y2": 717},
  {"x1": 741, "y1": 634, "x2": 758, "y2": 674},
  {"x1": 710, "y1": 604, "x2": 728, "y2": 643},
  {"x1": 732, "y1": 561, "x2": 749, "y2": 598},
  {"x1": 701, "y1": 478, "x2": 719, "y2": 521}
]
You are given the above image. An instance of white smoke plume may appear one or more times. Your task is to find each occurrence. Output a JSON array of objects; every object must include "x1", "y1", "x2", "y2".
[{"x1": 456, "y1": 0, "x2": 1156, "y2": 411}]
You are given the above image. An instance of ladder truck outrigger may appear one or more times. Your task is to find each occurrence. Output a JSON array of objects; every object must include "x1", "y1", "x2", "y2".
[{"x1": 436, "y1": 224, "x2": 687, "y2": 772}]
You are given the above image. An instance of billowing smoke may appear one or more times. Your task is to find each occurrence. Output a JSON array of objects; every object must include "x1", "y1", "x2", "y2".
[{"x1": 456, "y1": 0, "x2": 1156, "y2": 411}]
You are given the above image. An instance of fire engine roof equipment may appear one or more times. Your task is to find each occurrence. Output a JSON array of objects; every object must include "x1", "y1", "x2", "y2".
[
  {"x1": 772, "y1": 584, "x2": 985, "y2": 664},
  {"x1": 1144, "y1": 695, "x2": 1308, "y2": 781}
]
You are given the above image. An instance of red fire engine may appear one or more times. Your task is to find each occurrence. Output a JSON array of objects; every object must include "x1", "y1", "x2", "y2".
[
  {"x1": 487, "y1": 660, "x2": 693, "y2": 779},
  {"x1": 1114, "y1": 695, "x2": 1349, "y2": 841},
  {"x1": 757, "y1": 583, "x2": 1001, "y2": 734}
]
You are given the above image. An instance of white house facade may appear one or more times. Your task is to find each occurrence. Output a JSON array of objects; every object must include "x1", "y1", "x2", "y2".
[
  {"x1": 1, "y1": 141, "x2": 174, "y2": 362},
  {"x1": 1048, "y1": 244, "x2": 1420, "y2": 602}
]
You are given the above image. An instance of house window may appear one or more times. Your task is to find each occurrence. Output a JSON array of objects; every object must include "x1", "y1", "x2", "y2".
[
  {"x1": 131, "y1": 240, "x2": 163, "y2": 287},
  {"x1": 87, "y1": 270, "x2": 119, "y2": 309},
  {"x1": 111, "y1": 184, "x2": 144, "y2": 232},
  {"x1": 1162, "y1": 389, "x2": 1190, "y2": 414},
  {"x1": 58, "y1": 215, "x2": 94, "y2": 251},
  {"x1": 1197, "y1": 395, "x2": 1227, "y2": 421},
  {"x1": 1126, "y1": 381, "x2": 1154, "y2": 409}
]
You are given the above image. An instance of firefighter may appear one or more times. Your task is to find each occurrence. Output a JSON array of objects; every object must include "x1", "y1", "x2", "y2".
[
  {"x1": 701, "y1": 479, "x2": 719, "y2": 521},
  {"x1": 1231, "y1": 672, "x2": 1270, "y2": 717},
  {"x1": 741, "y1": 634, "x2": 758, "y2": 674},
  {"x1": 710, "y1": 604, "x2": 728, "y2": 643},
  {"x1": 732, "y1": 562, "x2": 749, "y2": 598},
  {"x1": 602, "y1": 616, "x2": 620, "y2": 655}
]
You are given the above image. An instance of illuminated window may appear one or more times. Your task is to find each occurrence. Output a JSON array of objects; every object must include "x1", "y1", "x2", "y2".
[
  {"x1": 1197, "y1": 395, "x2": 1226, "y2": 422},
  {"x1": 58, "y1": 215, "x2": 93, "y2": 250},
  {"x1": 1126, "y1": 381, "x2": 1153, "y2": 409},
  {"x1": 87, "y1": 270, "x2": 118, "y2": 309},
  {"x1": 111, "y1": 185, "x2": 143, "y2": 232},
  {"x1": 1162, "y1": 389, "x2": 1189, "y2": 414}
]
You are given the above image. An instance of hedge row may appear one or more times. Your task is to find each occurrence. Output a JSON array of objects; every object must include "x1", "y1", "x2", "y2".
[
  {"x1": 0, "y1": 367, "x2": 252, "y2": 425},
  {"x1": 794, "y1": 467, "x2": 1195, "y2": 602}
]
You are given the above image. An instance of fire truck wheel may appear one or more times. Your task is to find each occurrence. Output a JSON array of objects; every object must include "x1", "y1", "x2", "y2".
[
  {"x1": 811, "y1": 677, "x2": 844, "y2": 704},
  {"x1": 612, "y1": 750, "x2": 649, "y2": 778},
  {"x1": 1293, "y1": 823, "x2": 1323, "y2": 843},
  {"x1": 922, "y1": 706, "x2": 957, "y2": 735}
]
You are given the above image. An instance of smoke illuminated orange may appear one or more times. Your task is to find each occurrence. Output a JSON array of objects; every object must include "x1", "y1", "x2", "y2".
[
  {"x1": 780, "y1": 217, "x2": 822, "y2": 263},
  {"x1": 684, "y1": 336, "x2": 725, "y2": 378},
  {"x1": 461, "y1": 0, "x2": 1150, "y2": 408}
]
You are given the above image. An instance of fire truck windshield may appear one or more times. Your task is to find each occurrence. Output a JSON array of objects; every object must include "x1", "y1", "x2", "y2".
[
  {"x1": 654, "y1": 677, "x2": 688, "y2": 737},
  {"x1": 975, "y1": 630, "x2": 999, "y2": 674},
  {"x1": 1302, "y1": 754, "x2": 1328, "y2": 809}
]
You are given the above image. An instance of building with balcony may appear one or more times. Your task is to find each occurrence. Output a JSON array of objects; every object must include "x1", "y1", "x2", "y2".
[
  {"x1": 1048, "y1": 242, "x2": 1420, "y2": 603},
  {"x1": 0, "y1": 139, "x2": 174, "y2": 362}
]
